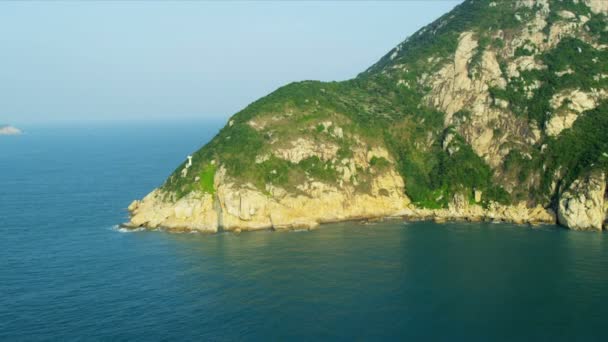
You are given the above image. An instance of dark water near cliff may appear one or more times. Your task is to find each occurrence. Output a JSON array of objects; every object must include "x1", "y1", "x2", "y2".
[{"x1": 1, "y1": 121, "x2": 608, "y2": 341}]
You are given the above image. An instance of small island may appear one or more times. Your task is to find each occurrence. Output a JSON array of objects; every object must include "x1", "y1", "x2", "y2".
[{"x1": 0, "y1": 125, "x2": 22, "y2": 135}]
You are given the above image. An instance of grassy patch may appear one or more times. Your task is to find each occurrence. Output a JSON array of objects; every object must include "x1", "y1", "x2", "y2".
[{"x1": 199, "y1": 163, "x2": 217, "y2": 194}]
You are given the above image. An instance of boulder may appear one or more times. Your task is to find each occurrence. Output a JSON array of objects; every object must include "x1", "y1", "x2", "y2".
[{"x1": 558, "y1": 172, "x2": 606, "y2": 230}]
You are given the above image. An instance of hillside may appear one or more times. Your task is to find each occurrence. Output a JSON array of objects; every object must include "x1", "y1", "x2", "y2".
[{"x1": 127, "y1": 0, "x2": 608, "y2": 232}]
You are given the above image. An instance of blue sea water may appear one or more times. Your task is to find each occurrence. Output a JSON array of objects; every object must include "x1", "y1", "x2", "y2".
[{"x1": 1, "y1": 121, "x2": 608, "y2": 341}]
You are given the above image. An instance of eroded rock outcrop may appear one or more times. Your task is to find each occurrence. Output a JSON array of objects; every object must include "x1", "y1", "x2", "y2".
[
  {"x1": 546, "y1": 89, "x2": 607, "y2": 136},
  {"x1": 585, "y1": 0, "x2": 608, "y2": 15},
  {"x1": 558, "y1": 172, "x2": 607, "y2": 230},
  {"x1": 274, "y1": 138, "x2": 339, "y2": 164},
  {"x1": 128, "y1": 190, "x2": 218, "y2": 232},
  {"x1": 127, "y1": 165, "x2": 411, "y2": 232}
]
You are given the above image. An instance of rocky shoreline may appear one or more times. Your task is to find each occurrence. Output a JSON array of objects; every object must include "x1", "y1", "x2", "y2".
[
  {"x1": 123, "y1": 185, "x2": 563, "y2": 234},
  {"x1": 124, "y1": 163, "x2": 606, "y2": 233},
  {"x1": 121, "y1": 205, "x2": 557, "y2": 234}
]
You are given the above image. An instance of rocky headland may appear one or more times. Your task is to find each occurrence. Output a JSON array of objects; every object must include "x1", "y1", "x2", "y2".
[{"x1": 126, "y1": 0, "x2": 608, "y2": 233}]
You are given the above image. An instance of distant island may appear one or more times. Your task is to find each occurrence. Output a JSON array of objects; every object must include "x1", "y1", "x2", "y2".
[{"x1": 0, "y1": 125, "x2": 22, "y2": 135}]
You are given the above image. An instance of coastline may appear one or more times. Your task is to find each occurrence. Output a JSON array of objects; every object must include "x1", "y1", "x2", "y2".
[
  {"x1": 124, "y1": 168, "x2": 605, "y2": 234},
  {"x1": 120, "y1": 213, "x2": 557, "y2": 234},
  {"x1": 122, "y1": 192, "x2": 559, "y2": 234}
]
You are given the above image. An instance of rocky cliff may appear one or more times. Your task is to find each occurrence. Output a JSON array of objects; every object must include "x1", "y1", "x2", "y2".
[{"x1": 126, "y1": 0, "x2": 608, "y2": 232}]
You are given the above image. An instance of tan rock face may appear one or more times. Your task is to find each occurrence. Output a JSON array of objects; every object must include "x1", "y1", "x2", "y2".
[
  {"x1": 274, "y1": 138, "x2": 339, "y2": 163},
  {"x1": 367, "y1": 146, "x2": 393, "y2": 163},
  {"x1": 558, "y1": 172, "x2": 606, "y2": 231},
  {"x1": 427, "y1": 32, "x2": 478, "y2": 122},
  {"x1": 550, "y1": 90, "x2": 601, "y2": 113},
  {"x1": 545, "y1": 112, "x2": 580, "y2": 137},
  {"x1": 129, "y1": 190, "x2": 218, "y2": 232},
  {"x1": 419, "y1": 5, "x2": 599, "y2": 171},
  {"x1": 506, "y1": 56, "x2": 546, "y2": 79},
  {"x1": 546, "y1": 89, "x2": 607, "y2": 136},
  {"x1": 424, "y1": 30, "x2": 540, "y2": 169},
  {"x1": 127, "y1": 172, "x2": 560, "y2": 232},
  {"x1": 128, "y1": 162, "x2": 412, "y2": 232},
  {"x1": 221, "y1": 165, "x2": 410, "y2": 230},
  {"x1": 516, "y1": 0, "x2": 549, "y2": 12},
  {"x1": 508, "y1": 8, "x2": 548, "y2": 54},
  {"x1": 474, "y1": 190, "x2": 483, "y2": 203},
  {"x1": 405, "y1": 196, "x2": 555, "y2": 226},
  {"x1": 585, "y1": 0, "x2": 608, "y2": 15}
]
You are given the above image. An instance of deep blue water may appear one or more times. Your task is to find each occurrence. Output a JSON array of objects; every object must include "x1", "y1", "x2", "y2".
[{"x1": 1, "y1": 121, "x2": 608, "y2": 341}]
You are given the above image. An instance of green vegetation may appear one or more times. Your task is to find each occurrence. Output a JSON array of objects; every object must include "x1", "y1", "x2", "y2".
[
  {"x1": 369, "y1": 156, "x2": 391, "y2": 170},
  {"x1": 514, "y1": 45, "x2": 534, "y2": 58},
  {"x1": 199, "y1": 164, "x2": 217, "y2": 194},
  {"x1": 542, "y1": 102, "x2": 608, "y2": 197},
  {"x1": 546, "y1": 0, "x2": 590, "y2": 30},
  {"x1": 161, "y1": 122, "x2": 264, "y2": 197},
  {"x1": 587, "y1": 14, "x2": 608, "y2": 44},
  {"x1": 257, "y1": 156, "x2": 291, "y2": 188},
  {"x1": 336, "y1": 146, "x2": 353, "y2": 160},
  {"x1": 385, "y1": 111, "x2": 509, "y2": 208},
  {"x1": 503, "y1": 150, "x2": 537, "y2": 184},
  {"x1": 299, "y1": 157, "x2": 338, "y2": 183},
  {"x1": 363, "y1": 0, "x2": 527, "y2": 75},
  {"x1": 385, "y1": 110, "x2": 442, "y2": 207},
  {"x1": 430, "y1": 133, "x2": 510, "y2": 207},
  {"x1": 468, "y1": 35, "x2": 490, "y2": 78}
]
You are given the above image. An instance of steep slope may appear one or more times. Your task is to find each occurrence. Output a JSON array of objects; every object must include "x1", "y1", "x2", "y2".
[{"x1": 127, "y1": 0, "x2": 608, "y2": 232}]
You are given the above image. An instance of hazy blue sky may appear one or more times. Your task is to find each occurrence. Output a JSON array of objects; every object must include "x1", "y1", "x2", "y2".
[{"x1": 0, "y1": 1, "x2": 461, "y2": 124}]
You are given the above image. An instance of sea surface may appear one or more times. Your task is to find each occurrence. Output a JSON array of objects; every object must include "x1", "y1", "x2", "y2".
[{"x1": 1, "y1": 121, "x2": 607, "y2": 341}]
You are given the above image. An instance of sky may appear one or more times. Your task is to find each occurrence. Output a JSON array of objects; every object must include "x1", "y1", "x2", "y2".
[{"x1": 0, "y1": 1, "x2": 461, "y2": 125}]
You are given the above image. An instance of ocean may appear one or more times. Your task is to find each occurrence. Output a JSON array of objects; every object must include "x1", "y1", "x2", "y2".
[{"x1": 1, "y1": 121, "x2": 607, "y2": 341}]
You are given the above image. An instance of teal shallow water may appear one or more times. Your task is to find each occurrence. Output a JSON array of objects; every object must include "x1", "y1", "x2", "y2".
[{"x1": 1, "y1": 122, "x2": 607, "y2": 340}]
